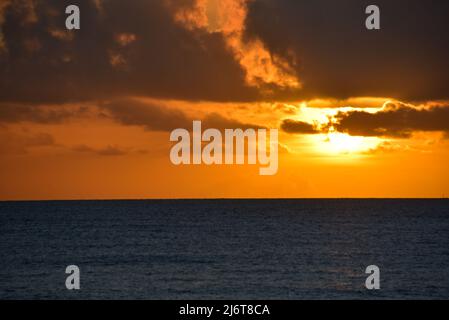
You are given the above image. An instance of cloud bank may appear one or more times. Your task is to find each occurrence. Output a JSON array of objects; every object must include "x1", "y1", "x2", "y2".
[{"x1": 2, "y1": 0, "x2": 448, "y2": 106}]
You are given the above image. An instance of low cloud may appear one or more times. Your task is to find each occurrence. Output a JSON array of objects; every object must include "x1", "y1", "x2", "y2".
[
  {"x1": 0, "y1": 129, "x2": 55, "y2": 154},
  {"x1": 334, "y1": 103, "x2": 449, "y2": 138},
  {"x1": 201, "y1": 112, "x2": 265, "y2": 130},
  {"x1": 72, "y1": 144, "x2": 128, "y2": 156},
  {"x1": 100, "y1": 98, "x2": 264, "y2": 132},
  {"x1": 0, "y1": 98, "x2": 265, "y2": 132},
  {"x1": 362, "y1": 141, "x2": 406, "y2": 155},
  {"x1": 280, "y1": 119, "x2": 321, "y2": 134},
  {"x1": 0, "y1": 103, "x2": 89, "y2": 124},
  {"x1": 100, "y1": 99, "x2": 190, "y2": 132}
]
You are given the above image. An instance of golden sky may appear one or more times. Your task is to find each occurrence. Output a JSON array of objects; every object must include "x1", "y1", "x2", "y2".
[{"x1": 1, "y1": 0, "x2": 449, "y2": 200}]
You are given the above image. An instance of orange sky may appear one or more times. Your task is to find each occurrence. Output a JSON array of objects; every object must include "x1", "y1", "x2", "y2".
[
  {"x1": 1, "y1": 97, "x2": 449, "y2": 200},
  {"x1": 1, "y1": 0, "x2": 449, "y2": 200}
]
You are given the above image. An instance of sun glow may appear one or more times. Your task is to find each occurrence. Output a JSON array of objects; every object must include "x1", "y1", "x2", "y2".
[
  {"x1": 312, "y1": 132, "x2": 381, "y2": 156},
  {"x1": 326, "y1": 132, "x2": 366, "y2": 153},
  {"x1": 286, "y1": 102, "x2": 388, "y2": 157}
]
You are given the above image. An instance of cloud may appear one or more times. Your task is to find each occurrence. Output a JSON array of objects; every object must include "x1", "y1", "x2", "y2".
[
  {"x1": 0, "y1": 0, "x2": 12, "y2": 53},
  {"x1": 201, "y1": 112, "x2": 265, "y2": 130},
  {"x1": 172, "y1": 0, "x2": 300, "y2": 90},
  {"x1": 2, "y1": 0, "x2": 448, "y2": 107},
  {"x1": 362, "y1": 141, "x2": 407, "y2": 155},
  {"x1": 0, "y1": 129, "x2": 55, "y2": 154},
  {"x1": 0, "y1": 103, "x2": 89, "y2": 124},
  {"x1": 272, "y1": 103, "x2": 298, "y2": 115},
  {"x1": 280, "y1": 119, "x2": 321, "y2": 134},
  {"x1": 0, "y1": 97, "x2": 265, "y2": 132},
  {"x1": 101, "y1": 98, "x2": 264, "y2": 132},
  {"x1": 0, "y1": 0, "x2": 294, "y2": 104},
  {"x1": 334, "y1": 103, "x2": 449, "y2": 138},
  {"x1": 244, "y1": 0, "x2": 449, "y2": 101},
  {"x1": 100, "y1": 99, "x2": 191, "y2": 132},
  {"x1": 72, "y1": 144, "x2": 128, "y2": 156}
]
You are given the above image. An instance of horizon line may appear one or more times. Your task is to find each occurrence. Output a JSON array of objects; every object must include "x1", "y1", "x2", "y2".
[{"x1": 1, "y1": 197, "x2": 448, "y2": 203}]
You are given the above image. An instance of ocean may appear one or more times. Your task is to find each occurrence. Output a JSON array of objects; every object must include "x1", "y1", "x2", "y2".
[{"x1": 0, "y1": 199, "x2": 448, "y2": 299}]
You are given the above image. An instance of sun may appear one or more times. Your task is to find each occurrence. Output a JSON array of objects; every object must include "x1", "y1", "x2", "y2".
[
  {"x1": 327, "y1": 132, "x2": 365, "y2": 153},
  {"x1": 286, "y1": 104, "x2": 386, "y2": 157},
  {"x1": 314, "y1": 132, "x2": 381, "y2": 155}
]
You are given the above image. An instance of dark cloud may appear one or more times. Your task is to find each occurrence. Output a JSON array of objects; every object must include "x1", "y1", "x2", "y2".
[
  {"x1": 0, "y1": 103, "x2": 88, "y2": 123},
  {"x1": 0, "y1": 97, "x2": 264, "y2": 131},
  {"x1": 0, "y1": 0, "x2": 261, "y2": 104},
  {"x1": 245, "y1": 0, "x2": 449, "y2": 101},
  {"x1": 201, "y1": 112, "x2": 266, "y2": 130},
  {"x1": 280, "y1": 119, "x2": 320, "y2": 134},
  {"x1": 334, "y1": 103, "x2": 449, "y2": 138},
  {"x1": 72, "y1": 144, "x2": 128, "y2": 156},
  {"x1": 0, "y1": 129, "x2": 55, "y2": 154},
  {"x1": 100, "y1": 99, "x2": 191, "y2": 131},
  {"x1": 2, "y1": 0, "x2": 448, "y2": 107},
  {"x1": 101, "y1": 98, "x2": 264, "y2": 132}
]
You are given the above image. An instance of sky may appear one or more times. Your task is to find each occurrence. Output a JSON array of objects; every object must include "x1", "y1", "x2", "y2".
[{"x1": 1, "y1": 0, "x2": 449, "y2": 200}]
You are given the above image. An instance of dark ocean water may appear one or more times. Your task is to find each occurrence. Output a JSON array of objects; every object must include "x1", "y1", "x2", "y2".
[{"x1": 0, "y1": 199, "x2": 448, "y2": 299}]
